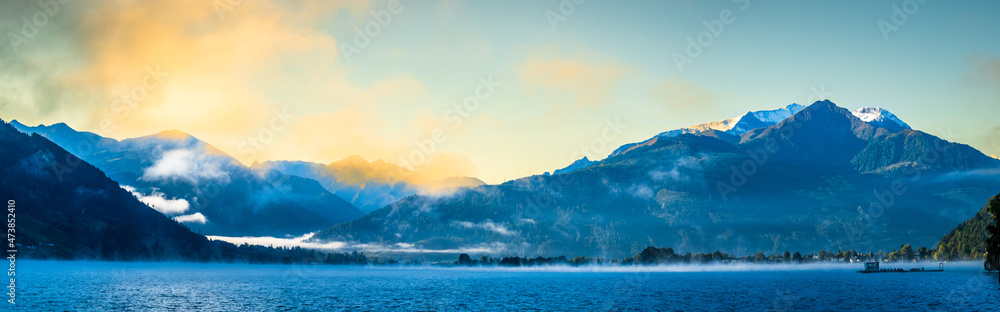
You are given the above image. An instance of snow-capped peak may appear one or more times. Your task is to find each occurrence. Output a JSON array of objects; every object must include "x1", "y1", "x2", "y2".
[
  {"x1": 749, "y1": 103, "x2": 806, "y2": 125},
  {"x1": 609, "y1": 103, "x2": 806, "y2": 158},
  {"x1": 654, "y1": 103, "x2": 805, "y2": 138},
  {"x1": 851, "y1": 107, "x2": 911, "y2": 131},
  {"x1": 728, "y1": 103, "x2": 805, "y2": 134}
]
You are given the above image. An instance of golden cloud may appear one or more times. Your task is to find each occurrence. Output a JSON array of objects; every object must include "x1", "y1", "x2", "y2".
[
  {"x1": 409, "y1": 151, "x2": 478, "y2": 181},
  {"x1": 519, "y1": 58, "x2": 626, "y2": 108},
  {"x1": 6, "y1": 0, "x2": 449, "y2": 169},
  {"x1": 650, "y1": 77, "x2": 717, "y2": 111},
  {"x1": 3, "y1": 0, "x2": 475, "y2": 182},
  {"x1": 71, "y1": 0, "x2": 365, "y2": 138},
  {"x1": 971, "y1": 56, "x2": 1000, "y2": 85}
]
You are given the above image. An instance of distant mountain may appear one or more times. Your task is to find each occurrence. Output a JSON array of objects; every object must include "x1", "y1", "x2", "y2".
[
  {"x1": 252, "y1": 156, "x2": 484, "y2": 213},
  {"x1": 553, "y1": 157, "x2": 596, "y2": 175},
  {"x1": 9, "y1": 120, "x2": 119, "y2": 156},
  {"x1": 11, "y1": 122, "x2": 364, "y2": 237},
  {"x1": 313, "y1": 100, "x2": 1000, "y2": 258},
  {"x1": 738, "y1": 101, "x2": 889, "y2": 171},
  {"x1": 260, "y1": 170, "x2": 364, "y2": 226},
  {"x1": 0, "y1": 119, "x2": 214, "y2": 260}
]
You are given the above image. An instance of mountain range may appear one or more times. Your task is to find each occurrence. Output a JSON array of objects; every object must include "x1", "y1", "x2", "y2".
[
  {"x1": 10, "y1": 120, "x2": 484, "y2": 236},
  {"x1": 5, "y1": 99, "x2": 998, "y2": 260},
  {"x1": 312, "y1": 100, "x2": 1000, "y2": 258},
  {"x1": 11, "y1": 121, "x2": 364, "y2": 237},
  {"x1": 0, "y1": 119, "x2": 216, "y2": 259},
  {"x1": 0, "y1": 119, "x2": 375, "y2": 263}
]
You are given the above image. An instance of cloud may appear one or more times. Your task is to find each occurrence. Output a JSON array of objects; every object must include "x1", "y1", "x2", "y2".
[
  {"x1": 208, "y1": 232, "x2": 345, "y2": 250},
  {"x1": 983, "y1": 126, "x2": 1000, "y2": 160},
  {"x1": 650, "y1": 77, "x2": 717, "y2": 113},
  {"x1": 142, "y1": 149, "x2": 229, "y2": 184},
  {"x1": 626, "y1": 184, "x2": 655, "y2": 199},
  {"x1": 649, "y1": 155, "x2": 704, "y2": 183},
  {"x1": 17, "y1": 150, "x2": 56, "y2": 178},
  {"x1": 173, "y1": 212, "x2": 208, "y2": 224},
  {"x1": 275, "y1": 102, "x2": 434, "y2": 170},
  {"x1": 519, "y1": 58, "x2": 626, "y2": 108},
  {"x1": 2, "y1": 0, "x2": 368, "y2": 127},
  {"x1": 347, "y1": 242, "x2": 516, "y2": 254},
  {"x1": 451, "y1": 220, "x2": 518, "y2": 236},
  {"x1": 213, "y1": 233, "x2": 524, "y2": 254},
  {"x1": 0, "y1": 0, "x2": 442, "y2": 172},
  {"x1": 409, "y1": 151, "x2": 478, "y2": 181},
  {"x1": 122, "y1": 185, "x2": 190, "y2": 215},
  {"x1": 929, "y1": 167, "x2": 1000, "y2": 184},
  {"x1": 650, "y1": 168, "x2": 683, "y2": 182},
  {"x1": 971, "y1": 56, "x2": 1000, "y2": 86},
  {"x1": 967, "y1": 53, "x2": 1000, "y2": 158}
]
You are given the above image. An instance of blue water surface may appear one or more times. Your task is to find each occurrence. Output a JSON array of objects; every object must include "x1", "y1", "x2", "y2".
[{"x1": 10, "y1": 260, "x2": 1000, "y2": 311}]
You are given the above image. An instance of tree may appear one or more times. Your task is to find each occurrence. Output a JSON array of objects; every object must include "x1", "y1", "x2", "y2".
[
  {"x1": 783, "y1": 251, "x2": 791, "y2": 262},
  {"x1": 900, "y1": 244, "x2": 914, "y2": 261},
  {"x1": 792, "y1": 252, "x2": 802, "y2": 263},
  {"x1": 984, "y1": 191, "x2": 1000, "y2": 281},
  {"x1": 818, "y1": 250, "x2": 828, "y2": 261},
  {"x1": 457, "y1": 253, "x2": 473, "y2": 265},
  {"x1": 712, "y1": 250, "x2": 725, "y2": 261},
  {"x1": 917, "y1": 247, "x2": 929, "y2": 261},
  {"x1": 754, "y1": 251, "x2": 766, "y2": 263}
]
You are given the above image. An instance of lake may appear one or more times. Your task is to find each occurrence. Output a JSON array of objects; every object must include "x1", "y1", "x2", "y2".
[{"x1": 12, "y1": 260, "x2": 1000, "y2": 311}]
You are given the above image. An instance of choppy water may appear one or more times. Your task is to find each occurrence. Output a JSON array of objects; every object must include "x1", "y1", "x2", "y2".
[{"x1": 12, "y1": 260, "x2": 1000, "y2": 311}]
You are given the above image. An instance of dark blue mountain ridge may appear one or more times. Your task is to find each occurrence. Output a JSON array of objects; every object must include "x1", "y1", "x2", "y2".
[{"x1": 0, "y1": 119, "x2": 215, "y2": 259}]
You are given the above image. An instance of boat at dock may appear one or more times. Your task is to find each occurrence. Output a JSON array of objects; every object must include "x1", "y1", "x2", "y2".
[{"x1": 857, "y1": 261, "x2": 944, "y2": 273}]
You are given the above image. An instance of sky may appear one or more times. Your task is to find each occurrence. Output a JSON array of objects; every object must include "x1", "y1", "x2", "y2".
[{"x1": 1, "y1": 0, "x2": 998, "y2": 184}]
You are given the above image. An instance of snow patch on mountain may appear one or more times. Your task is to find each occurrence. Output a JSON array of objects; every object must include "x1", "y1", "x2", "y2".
[
  {"x1": 609, "y1": 103, "x2": 805, "y2": 158},
  {"x1": 851, "y1": 107, "x2": 911, "y2": 131},
  {"x1": 660, "y1": 103, "x2": 806, "y2": 138},
  {"x1": 748, "y1": 103, "x2": 806, "y2": 126}
]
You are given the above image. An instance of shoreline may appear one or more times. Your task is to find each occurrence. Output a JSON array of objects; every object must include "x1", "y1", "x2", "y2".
[{"x1": 13, "y1": 259, "x2": 990, "y2": 273}]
